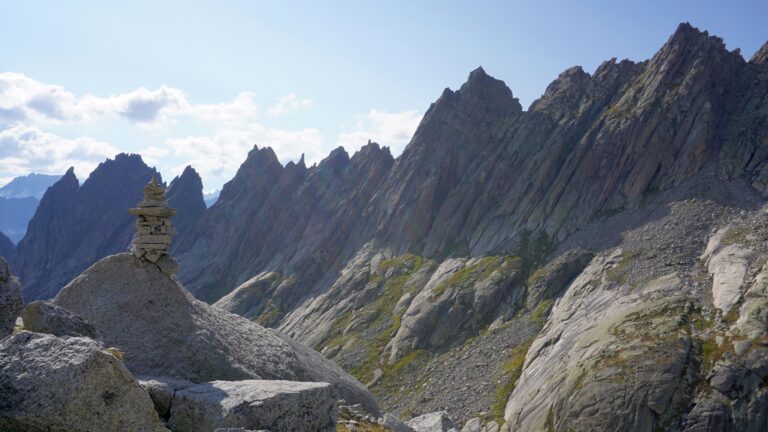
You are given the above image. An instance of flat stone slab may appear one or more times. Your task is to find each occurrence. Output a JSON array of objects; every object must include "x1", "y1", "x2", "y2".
[{"x1": 168, "y1": 379, "x2": 337, "y2": 432}]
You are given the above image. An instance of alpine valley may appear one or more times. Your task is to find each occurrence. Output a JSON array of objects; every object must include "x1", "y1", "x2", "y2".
[{"x1": 3, "y1": 22, "x2": 768, "y2": 431}]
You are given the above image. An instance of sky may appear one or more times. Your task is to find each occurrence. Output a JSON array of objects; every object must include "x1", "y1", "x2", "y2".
[{"x1": 0, "y1": 1, "x2": 766, "y2": 192}]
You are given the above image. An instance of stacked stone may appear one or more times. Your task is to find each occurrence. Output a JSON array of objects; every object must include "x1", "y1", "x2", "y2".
[{"x1": 128, "y1": 177, "x2": 179, "y2": 274}]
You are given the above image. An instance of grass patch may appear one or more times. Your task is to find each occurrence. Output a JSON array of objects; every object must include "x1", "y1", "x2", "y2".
[
  {"x1": 701, "y1": 337, "x2": 731, "y2": 370},
  {"x1": 605, "y1": 251, "x2": 639, "y2": 283},
  {"x1": 254, "y1": 301, "x2": 282, "y2": 327},
  {"x1": 491, "y1": 338, "x2": 534, "y2": 423},
  {"x1": 720, "y1": 227, "x2": 748, "y2": 246},
  {"x1": 430, "y1": 256, "x2": 520, "y2": 300},
  {"x1": 531, "y1": 299, "x2": 554, "y2": 325},
  {"x1": 325, "y1": 254, "x2": 427, "y2": 384},
  {"x1": 106, "y1": 347, "x2": 125, "y2": 361}
]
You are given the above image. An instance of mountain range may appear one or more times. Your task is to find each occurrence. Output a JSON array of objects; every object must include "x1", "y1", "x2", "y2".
[
  {"x1": 0, "y1": 173, "x2": 60, "y2": 246},
  {"x1": 7, "y1": 23, "x2": 768, "y2": 430}
]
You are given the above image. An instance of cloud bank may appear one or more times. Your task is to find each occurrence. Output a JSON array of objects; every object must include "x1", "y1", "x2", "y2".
[{"x1": 0, "y1": 72, "x2": 422, "y2": 190}]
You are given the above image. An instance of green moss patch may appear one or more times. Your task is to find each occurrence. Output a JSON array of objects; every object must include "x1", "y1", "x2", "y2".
[
  {"x1": 254, "y1": 301, "x2": 282, "y2": 327},
  {"x1": 430, "y1": 256, "x2": 520, "y2": 300},
  {"x1": 530, "y1": 299, "x2": 554, "y2": 325},
  {"x1": 323, "y1": 254, "x2": 428, "y2": 384},
  {"x1": 491, "y1": 338, "x2": 534, "y2": 423}
]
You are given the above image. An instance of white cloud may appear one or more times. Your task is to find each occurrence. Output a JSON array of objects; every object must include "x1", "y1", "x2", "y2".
[
  {"x1": 0, "y1": 72, "x2": 423, "y2": 192},
  {"x1": 185, "y1": 91, "x2": 259, "y2": 126},
  {"x1": 337, "y1": 109, "x2": 422, "y2": 156},
  {"x1": 0, "y1": 124, "x2": 118, "y2": 178},
  {"x1": 0, "y1": 73, "x2": 258, "y2": 129},
  {"x1": 162, "y1": 124, "x2": 324, "y2": 189},
  {"x1": 267, "y1": 93, "x2": 313, "y2": 116}
]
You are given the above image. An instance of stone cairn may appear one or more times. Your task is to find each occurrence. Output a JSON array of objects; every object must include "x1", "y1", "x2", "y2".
[{"x1": 128, "y1": 177, "x2": 179, "y2": 275}]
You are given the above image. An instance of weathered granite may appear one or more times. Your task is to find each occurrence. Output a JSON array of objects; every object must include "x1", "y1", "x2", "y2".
[
  {"x1": 21, "y1": 300, "x2": 101, "y2": 339},
  {"x1": 54, "y1": 253, "x2": 378, "y2": 415},
  {"x1": 0, "y1": 256, "x2": 22, "y2": 338},
  {"x1": 0, "y1": 331, "x2": 167, "y2": 431},
  {"x1": 168, "y1": 379, "x2": 336, "y2": 432}
]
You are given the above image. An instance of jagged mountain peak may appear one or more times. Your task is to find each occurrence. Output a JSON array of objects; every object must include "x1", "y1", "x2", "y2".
[
  {"x1": 285, "y1": 153, "x2": 307, "y2": 171},
  {"x1": 82, "y1": 153, "x2": 160, "y2": 189},
  {"x1": 352, "y1": 140, "x2": 393, "y2": 162},
  {"x1": 751, "y1": 41, "x2": 768, "y2": 65},
  {"x1": 315, "y1": 146, "x2": 350, "y2": 176},
  {"x1": 654, "y1": 21, "x2": 740, "y2": 68},
  {"x1": 60, "y1": 167, "x2": 78, "y2": 185},
  {"x1": 458, "y1": 66, "x2": 522, "y2": 113},
  {"x1": 169, "y1": 165, "x2": 202, "y2": 191}
]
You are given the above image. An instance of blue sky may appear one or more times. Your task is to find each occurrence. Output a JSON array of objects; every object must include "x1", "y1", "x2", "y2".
[{"x1": 0, "y1": 0, "x2": 766, "y2": 192}]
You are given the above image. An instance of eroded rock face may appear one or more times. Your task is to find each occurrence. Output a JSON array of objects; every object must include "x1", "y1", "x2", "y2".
[
  {"x1": 505, "y1": 252, "x2": 698, "y2": 431},
  {"x1": 21, "y1": 300, "x2": 101, "y2": 339},
  {"x1": 701, "y1": 226, "x2": 753, "y2": 313},
  {"x1": 0, "y1": 331, "x2": 167, "y2": 432},
  {"x1": 54, "y1": 253, "x2": 378, "y2": 415},
  {"x1": 0, "y1": 232, "x2": 14, "y2": 262},
  {"x1": 386, "y1": 256, "x2": 524, "y2": 363},
  {"x1": 0, "y1": 256, "x2": 22, "y2": 338},
  {"x1": 168, "y1": 379, "x2": 336, "y2": 432},
  {"x1": 214, "y1": 271, "x2": 286, "y2": 321}
]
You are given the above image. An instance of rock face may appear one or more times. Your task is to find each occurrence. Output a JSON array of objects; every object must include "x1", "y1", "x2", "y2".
[
  {"x1": 53, "y1": 253, "x2": 378, "y2": 414},
  {"x1": 166, "y1": 165, "x2": 206, "y2": 252},
  {"x1": 21, "y1": 300, "x2": 100, "y2": 339},
  {"x1": 0, "y1": 256, "x2": 22, "y2": 338},
  {"x1": 0, "y1": 331, "x2": 167, "y2": 432},
  {"x1": 180, "y1": 24, "x2": 768, "y2": 344},
  {"x1": 0, "y1": 231, "x2": 14, "y2": 262},
  {"x1": 503, "y1": 196, "x2": 768, "y2": 431},
  {"x1": 168, "y1": 379, "x2": 336, "y2": 432},
  {"x1": 13, "y1": 154, "x2": 162, "y2": 300}
]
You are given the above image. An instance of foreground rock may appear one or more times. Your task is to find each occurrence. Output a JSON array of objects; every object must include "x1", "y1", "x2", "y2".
[
  {"x1": 168, "y1": 379, "x2": 336, "y2": 432},
  {"x1": 0, "y1": 256, "x2": 22, "y2": 338},
  {"x1": 54, "y1": 253, "x2": 378, "y2": 414},
  {"x1": 0, "y1": 331, "x2": 167, "y2": 431},
  {"x1": 21, "y1": 300, "x2": 101, "y2": 339},
  {"x1": 405, "y1": 411, "x2": 458, "y2": 432}
]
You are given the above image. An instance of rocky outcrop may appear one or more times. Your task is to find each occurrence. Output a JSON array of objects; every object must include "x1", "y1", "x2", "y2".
[
  {"x1": 21, "y1": 300, "x2": 100, "y2": 339},
  {"x1": 701, "y1": 226, "x2": 753, "y2": 313},
  {"x1": 168, "y1": 379, "x2": 336, "y2": 432},
  {"x1": 13, "y1": 155, "x2": 162, "y2": 300},
  {"x1": 0, "y1": 256, "x2": 22, "y2": 338},
  {"x1": 505, "y1": 253, "x2": 699, "y2": 430},
  {"x1": 214, "y1": 271, "x2": 286, "y2": 321},
  {"x1": 177, "y1": 141, "x2": 395, "y2": 306},
  {"x1": 54, "y1": 253, "x2": 378, "y2": 414},
  {"x1": 0, "y1": 331, "x2": 167, "y2": 431},
  {"x1": 385, "y1": 255, "x2": 524, "y2": 363},
  {"x1": 166, "y1": 166, "x2": 206, "y2": 250},
  {"x1": 405, "y1": 411, "x2": 458, "y2": 432}
]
